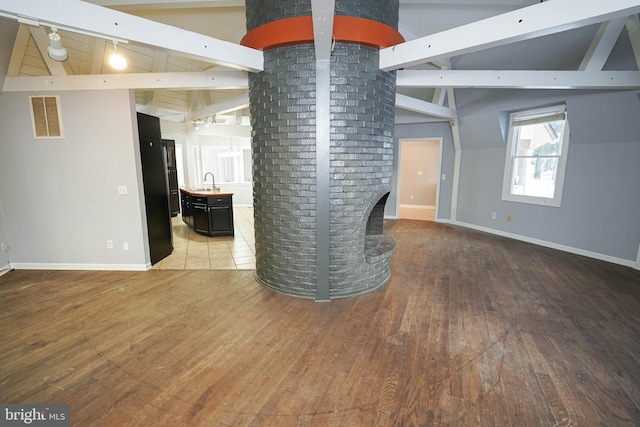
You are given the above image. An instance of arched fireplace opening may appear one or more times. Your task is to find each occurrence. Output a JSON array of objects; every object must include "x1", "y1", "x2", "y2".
[{"x1": 364, "y1": 192, "x2": 396, "y2": 265}]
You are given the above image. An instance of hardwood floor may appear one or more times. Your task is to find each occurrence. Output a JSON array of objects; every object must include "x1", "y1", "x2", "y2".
[
  {"x1": 1, "y1": 219, "x2": 640, "y2": 426},
  {"x1": 399, "y1": 205, "x2": 435, "y2": 221}
]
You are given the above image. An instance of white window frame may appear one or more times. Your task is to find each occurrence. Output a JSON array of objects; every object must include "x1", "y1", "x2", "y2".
[{"x1": 501, "y1": 104, "x2": 570, "y2": 207}]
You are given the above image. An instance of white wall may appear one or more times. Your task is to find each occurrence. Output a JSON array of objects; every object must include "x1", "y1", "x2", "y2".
[{"x1": 0, "y1": 89, "x2": 150, "y2": 270}]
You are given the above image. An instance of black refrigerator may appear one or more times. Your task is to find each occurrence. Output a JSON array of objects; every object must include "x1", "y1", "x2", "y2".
[{"x1": 137, "y1": 112, "x2": 173, "y2": 265}]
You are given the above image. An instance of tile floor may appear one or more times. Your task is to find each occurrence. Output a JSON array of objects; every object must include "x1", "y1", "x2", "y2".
[{"x1": 153, "y1": 206, "x2": 255, "y2": 270}]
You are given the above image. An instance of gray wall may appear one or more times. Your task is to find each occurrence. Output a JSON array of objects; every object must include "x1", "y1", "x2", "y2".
[
  {"x1": 0, "y1": 89, "x2": 150, "y2": 270},
  {"x1": 455, "y1": 88, "x2": 640, "y2": 264},
  {"x1": 390, "y1": 121, "x2": 456, "y2": 221},
  {"x1": 0, "y1": 20, "x2": 18, "y2": 272}
]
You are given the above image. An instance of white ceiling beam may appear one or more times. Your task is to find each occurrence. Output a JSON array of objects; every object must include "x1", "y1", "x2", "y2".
[
  {"x1": 189, "y1": 90, "x2": 203, "y2": 113},
  {"x1": 431, "y1": 59, "x2": 450, "y2": 105},
  {"x1": 579, "y1": 17, "x2": 628, "y2": 71},
  {"x1": 311, "y1": 0, "x2": 336, "y2": 62},
  {"x1": 381, "y1": 0, "x2": 640, "y2": 71},
  {"x1": 432, "y1": 87, "x2": 447, "y2": 105},
  {"x1": 626, "y1": 15, "x2": 640, "y2": 70},
  {"x1": 395, "y1": 93, "x2": 456, "y2": 120},
  {"x1": 145, "y1": 51, "x2": 169, "y2": 112},
  {"x1": 186, "y1": 93, "x2": 249, "y2": 121},
  {"x1": 85, "y1": 0, "x2": 244, "y2": 9},
  {"x1": 2, "y1": 70, "x2": 248, "y2": 92},
  {"x1": 0, "y1": 0, "x2": 263, "y2": 72},
  {"x1": 396, "y1": 69, "x2": 640, "y2": 89},
  {"x1": 7, "y1": 24, "x2": 30, "y2": 77},
  {"x1": 87, "y1": 38, "x2": 107, "y2": 74}
]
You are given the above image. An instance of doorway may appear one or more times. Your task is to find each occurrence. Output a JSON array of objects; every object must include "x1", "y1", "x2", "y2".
[{"x1": 398, "y1": 138, "x2": 442, "y2": 221}]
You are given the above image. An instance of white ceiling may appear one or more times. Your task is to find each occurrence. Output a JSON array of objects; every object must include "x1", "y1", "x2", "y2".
[{"x1": 1, "y1": 0, "x2": 639, "y2": 124}]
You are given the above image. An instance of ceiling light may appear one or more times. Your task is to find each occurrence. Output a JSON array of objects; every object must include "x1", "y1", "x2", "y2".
[
  {"x1": 47, "y1": 29, "x2": 67, "y2": 62},
  {"x1": 109, "y1": 41, "x2": 127, "y2": 70}
]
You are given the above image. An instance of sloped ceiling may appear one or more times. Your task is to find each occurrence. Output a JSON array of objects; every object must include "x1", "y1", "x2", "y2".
[{"x1": 0, "y1": 0, "x2": 639, "y2": 125}]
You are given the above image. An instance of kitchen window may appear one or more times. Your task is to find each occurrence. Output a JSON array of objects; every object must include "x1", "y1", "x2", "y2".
[
  {"x1": 201, "y1": 145, "x2": 250, "y2": 184},
  {"x1": 501, "y1": 104, "x2": 570, "y2": 207}
]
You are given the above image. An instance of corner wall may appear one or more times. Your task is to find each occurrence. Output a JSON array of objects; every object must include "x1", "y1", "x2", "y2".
[
  {"x1": 0, "y1": 89, "x2": 149, "y2": 270},
  {"x1": 455, "y1": 89, "x2": 640, "y2": 265}
]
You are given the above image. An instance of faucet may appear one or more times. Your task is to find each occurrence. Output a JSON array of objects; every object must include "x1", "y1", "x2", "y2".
[{"x1": 203, "y1": 172, "x2": 216, "y2": 190}]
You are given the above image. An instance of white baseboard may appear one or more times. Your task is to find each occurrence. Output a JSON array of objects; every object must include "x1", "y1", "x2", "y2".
[
  {"x1": 10, "y1": 263, "x2": 150, "y2": 271},
  {"x1": 434, "y1": 218, "x2": 450, "y2": 224},
  {"x1": 454, "y1": 221, "x2": 637, "y2": 269},
  {"x1": 399, "y1": 204, "x2": 436, "y2": 210},
  {"x1": 0, "y1": 264, "x2": 13, "y2": 277}
]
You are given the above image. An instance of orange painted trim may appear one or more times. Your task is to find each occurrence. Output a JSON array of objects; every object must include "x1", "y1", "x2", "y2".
[
  {"x1": 334, "y1": 16, "x2": 405, "y2": 49},
  {"x1": 240, "y1": 15, "x2": 404, "y2": 51}
]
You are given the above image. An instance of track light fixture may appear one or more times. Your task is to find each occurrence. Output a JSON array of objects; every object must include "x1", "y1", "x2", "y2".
[
  {"x1": 109, "y1": 41, "x2": 127, "y2": 70},
  {"x1": 47, "y1": 28, "x2": 67, "y2": 62},
  {"x1": 192, "y1": 115, "x2": 217, "y2": 130}
]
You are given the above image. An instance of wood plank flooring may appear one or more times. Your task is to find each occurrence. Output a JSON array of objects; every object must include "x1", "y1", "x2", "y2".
[
  {"x1": 399, "y1": 205, "x2": 435, "y2": 221},
  {"x1": 1, "y1": 219, "x2": 640, "y2": 426}
]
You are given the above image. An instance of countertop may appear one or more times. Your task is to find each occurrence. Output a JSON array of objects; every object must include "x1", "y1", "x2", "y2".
[{"x1": 180, "y1": 187, "x2": 234, "y2": 197}]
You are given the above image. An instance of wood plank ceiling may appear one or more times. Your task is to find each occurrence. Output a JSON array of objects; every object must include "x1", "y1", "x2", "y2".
[{"x1": 1, "y1": 0, "x2": 639, "y2": 125}]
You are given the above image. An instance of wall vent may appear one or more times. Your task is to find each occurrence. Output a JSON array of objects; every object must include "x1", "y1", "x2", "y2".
[{"x1": 29, "y1": 95, "x2": 63, "y2": 139}]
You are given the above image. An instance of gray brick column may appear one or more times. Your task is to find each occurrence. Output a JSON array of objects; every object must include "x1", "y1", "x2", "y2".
[{"x1": 247, "y1": 0, "x2": 398, "y2": 299}]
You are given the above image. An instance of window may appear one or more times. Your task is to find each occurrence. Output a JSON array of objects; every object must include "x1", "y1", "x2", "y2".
[
  {"x1": 502, "y1": 104, "x2": 570, "y2": 207},
  {"x1": 175, "y1": 143, "x2": 185, "y2": 187},
  {"x1": 201, "y1": 146, "x2": 249, "y2": 184},
  {"x1": 29, "y1": 95, "x2": 63, "y2": 138}
]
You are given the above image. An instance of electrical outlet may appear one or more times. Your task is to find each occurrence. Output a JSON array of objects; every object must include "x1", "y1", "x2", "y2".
[
  {"x1": 441, "y1": 174, "x2": 446, "y2": 180},
  {"x1": 417, "y1": 170, "x2": 423, "y2": 176},
  {"x1": 1, "y1": 242, "x2": 7, "y2": 252},
  {"x1": 118, "y1": 185, "x2": 128, "y2": 195},
  {"x1": 507, "y1": 215, "x2": 512, "y2": 222},
  {"x1": 123, "y1": 242, "x2": 129, "y2": 251},
  {"x1": 491, "y1": 212, "x2": 497, "y2": 220},
  {"x1": 410, "y1": 195, "x2": 414, "y2": 200},
  {"x1": 107, "y1": 240, "x2": 113, "y2": 249}
]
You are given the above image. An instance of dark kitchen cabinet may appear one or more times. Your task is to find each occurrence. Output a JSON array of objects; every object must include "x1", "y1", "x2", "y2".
[
  {"x1": 180, "y1": 189, "x2": 234, "y2": 237},
  {"x1": 193, "y1": 202, "x2": 210, "y2": 234},
  {"x1": 180, "y1": 191, "x2": 193, "y2": 227}
]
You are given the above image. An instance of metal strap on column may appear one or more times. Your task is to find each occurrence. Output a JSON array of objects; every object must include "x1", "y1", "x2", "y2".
[{"x1": 311, "y1": 0, "x2": 335, "y2": 302}]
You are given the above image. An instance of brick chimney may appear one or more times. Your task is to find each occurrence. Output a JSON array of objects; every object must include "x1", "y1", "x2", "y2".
[{"x1": 243, "y1": 0, "x2": 401, "y2": 300}]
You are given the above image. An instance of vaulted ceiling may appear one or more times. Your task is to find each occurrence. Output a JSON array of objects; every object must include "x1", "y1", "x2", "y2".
[{"x1": 1, "y1": 0, "x2": 639, "y2": 125}]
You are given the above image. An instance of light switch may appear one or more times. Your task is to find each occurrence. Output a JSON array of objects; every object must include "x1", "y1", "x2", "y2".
[{"x1": 417, "y1": 170, "x2": 423, "y2": 176}]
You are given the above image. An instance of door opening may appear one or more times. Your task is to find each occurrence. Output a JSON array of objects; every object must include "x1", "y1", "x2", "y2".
[{"x1": 398, "y1": 138, "x2": 442, "y2": 221}]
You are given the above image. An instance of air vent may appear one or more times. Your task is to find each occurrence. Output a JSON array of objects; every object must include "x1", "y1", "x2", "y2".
[{"x1": 29, "y1": 95, "x2": 63, "y2": 138}]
